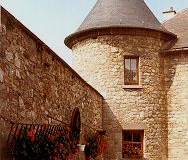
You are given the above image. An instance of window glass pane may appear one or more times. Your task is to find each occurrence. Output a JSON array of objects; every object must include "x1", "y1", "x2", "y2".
[
  {"x1": 124, "y1": 57, "x2": 139, "y2": 85},
  {"x1": 125, "y1": 70, "x2": 131, "y2": 83},
  {"x1": 125, "y1": 59, "x2": 131, "y2": 83},
  {"x1": 132, "y1": 70, "x2": 137, "y2": 81},
  {"x1": 133, "y1": 132, "x2": 141, "y2": 142},
  {"x1": 131, "y1": 59, "x2": 136, "y2": 70},
  {"x1": 124, "y1": 131, "x2": 132, "y2": 141},
  {"x1": 125, "y1": 59, "x2": 130, "y2": 70}
]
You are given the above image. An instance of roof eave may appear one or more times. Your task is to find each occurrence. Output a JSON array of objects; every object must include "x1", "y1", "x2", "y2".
[
  {"x1": 64, "y1": 26, "x2": 177, "y2": 49},
  {"x1": 160, "y1": 47, "x2": 188, "y2": 53}
]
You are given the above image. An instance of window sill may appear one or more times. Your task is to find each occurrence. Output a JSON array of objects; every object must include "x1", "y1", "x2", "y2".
[
  {"x1": 122, "y1": 158, "x2": 146, "y2": 160},
  {"x1": 122, "y1": 156, "x2": 145, "y2": 159},
  {"x1": 122, "y1": 85, "x2": 143, "y2": 89}
]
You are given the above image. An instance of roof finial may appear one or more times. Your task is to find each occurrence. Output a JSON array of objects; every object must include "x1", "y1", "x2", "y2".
[{"x1": 163, "y1": 7, "x2": 176, "y2": 21}]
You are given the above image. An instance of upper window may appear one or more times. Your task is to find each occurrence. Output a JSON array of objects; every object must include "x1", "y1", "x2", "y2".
[
  {"x1": 122, "y1": 130, "x2": 144, "y2": 158},
  {"x1": 124, "y1": 57, "x2": 139, "y2": 85}
]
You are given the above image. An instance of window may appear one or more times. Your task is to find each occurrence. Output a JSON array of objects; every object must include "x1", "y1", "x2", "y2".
[
  {"x1": 122, "y1": 130, "x2": 144, "y2": 158},
  {"x1": 124, "y1": 57, "x2": 139, "y2": 85}
]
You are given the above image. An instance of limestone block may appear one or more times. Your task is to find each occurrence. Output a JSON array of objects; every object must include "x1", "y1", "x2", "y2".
[
  {"x1": 111, "y1": 47, "x2": 118, "y2": 53},
  {"x1": 0, "y1": 68, "x2": 4, "y2": 82}
]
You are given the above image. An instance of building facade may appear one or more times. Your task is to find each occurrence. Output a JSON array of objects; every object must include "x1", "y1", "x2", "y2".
[
  {"x1": 65, "y1": 0, "x2": 188, "y2": 160},
  {"x1": 1, "y1": 0, "x2": 188, "y2": 160}
]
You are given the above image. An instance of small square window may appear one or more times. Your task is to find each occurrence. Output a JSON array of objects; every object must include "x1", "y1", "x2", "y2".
[
  {"x1": 124, "y1": 57, "x2": 139, "y2": 85},
  {"x1": 122, "y1": 130, "x2": 144, "y2": 158}
]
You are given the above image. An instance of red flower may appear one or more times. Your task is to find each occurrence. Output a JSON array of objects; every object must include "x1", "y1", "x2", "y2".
[
  {"x1": 59, "y1": 143, "x2": 63, "y2": 153},
  {"x1": 66, "y1": 126, "x2": 71, "y2": 132},
  {"x1": 84, "y1": 131, "x2": 108, "y2": 159},
  {"x1": 54, "y1": 155, "x2": 60, "y2": 160},
  {"x1": 16, "y1": 130, "x2": 19, "y2": 136},
  {"x1": 27, "y1": 128, "x2": 34, "y2": 141},
  {"x1": 48, "y1": 134, "x2": 51, "y2": 139},
  {"x1": 14, "y1": 125, "x2": 77, "y2": 160},
  {"x1": 55, "y1": 141, "x2": 59, "y2": 146},
  {"x1": 66, "y1": 155, "x2": 72, "y2": 160}
]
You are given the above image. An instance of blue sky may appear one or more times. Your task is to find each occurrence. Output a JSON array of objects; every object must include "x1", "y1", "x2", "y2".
[{"x1": 0, "y1": 0, "x2": 188, "y2": 66}]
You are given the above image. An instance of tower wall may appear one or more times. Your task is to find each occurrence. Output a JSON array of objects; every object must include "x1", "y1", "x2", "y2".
[{"x1": 72, "y1": 29, "x2": 170, "y2": 160}]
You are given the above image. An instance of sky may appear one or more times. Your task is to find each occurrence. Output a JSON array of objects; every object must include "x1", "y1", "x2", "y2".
[{"x1": 0, "y1": 0, "x2": 188, "y2": 66}]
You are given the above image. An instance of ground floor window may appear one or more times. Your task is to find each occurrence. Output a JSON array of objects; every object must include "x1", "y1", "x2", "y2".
[{"x1": 122, "y1": 130, "x2": 144, "y2": 158}]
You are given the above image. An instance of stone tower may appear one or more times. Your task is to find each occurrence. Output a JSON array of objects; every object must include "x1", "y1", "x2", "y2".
[{"x1": 65, "y1": 0, "x2": 176, "y2": 159}]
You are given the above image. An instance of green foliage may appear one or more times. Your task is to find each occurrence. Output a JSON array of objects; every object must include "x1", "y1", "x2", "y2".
[
  {"x1": 13, "y1": 126, "x2": 78, "y2": 160},
  {"x1": 123, "y1": 144, "x2": 142, "y2": 158},
  {"x1": 84, "y1": 131, "x2": 108, "y2": 159}
]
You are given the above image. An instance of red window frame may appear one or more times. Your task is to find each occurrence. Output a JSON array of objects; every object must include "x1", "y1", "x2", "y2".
[{"x1": 124, "y1": 56, "x2": 139, "y2": 85}]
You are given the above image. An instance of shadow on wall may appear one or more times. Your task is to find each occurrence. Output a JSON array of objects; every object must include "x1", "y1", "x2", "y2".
[
  {"x1": 103, "y1": 100, "x2": 123, "y2": 160},
  {"x1": 0, "y1": 117, "x2": 14, "y2": 160}
]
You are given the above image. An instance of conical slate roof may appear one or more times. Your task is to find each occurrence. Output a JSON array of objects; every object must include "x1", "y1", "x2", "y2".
[
  {"x1": 77, "y1": 0, "x2": 165, "y2": 32},
  {"x1": 65, "y1": 0, "x2": 176, "y2": 48}
]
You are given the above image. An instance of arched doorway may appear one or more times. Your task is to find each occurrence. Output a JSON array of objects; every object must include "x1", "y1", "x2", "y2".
[{"x1": 70, "y1": 108, "x2": 81, "y2": 143}]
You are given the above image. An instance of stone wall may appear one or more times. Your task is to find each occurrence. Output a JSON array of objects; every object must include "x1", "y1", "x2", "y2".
[
  {"x1": 164, "y1": 51, "x2": 188, "y2": 160},
  {"x1": 0, "y1": 7, "x2": 103, "y2": 159},
  {"x1": 72, "y1": 30, "x2": 171, "y2": 160}
]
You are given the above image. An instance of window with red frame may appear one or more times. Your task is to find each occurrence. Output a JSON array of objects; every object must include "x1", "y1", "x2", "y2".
[
  {"x1": 122, "y1": 130, "x2": 144, "y2": 158},
  {"x1": 124, "y1": 57, "x2": 139, "y2": 85}
]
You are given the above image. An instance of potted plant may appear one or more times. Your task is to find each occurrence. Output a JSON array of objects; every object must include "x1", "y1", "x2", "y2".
[
  {"x1": 77, "y1": 144, "x2": 85, "y2": 152},
  {"x1": 123, "y1": 143, "x2": 142, "y2": 158},
  {"x1": 84, "y1": 130, "x2": 108, "y2": 159}
]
